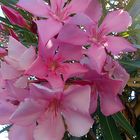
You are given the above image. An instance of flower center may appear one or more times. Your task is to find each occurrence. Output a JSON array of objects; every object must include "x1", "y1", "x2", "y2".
[
  {"x1": 49, "y1": 6, "x2": 69, "y2": 22},
  {"x1": 47, "y1": 94, "x2": 63, "y2": 116},
  {"x1": 48, "y1": 60, "x2": 60, "y2": 71},
  {"x1": 88, "y1": 27, "x2": 107, "y2": 46},
  {"x1": 46, "y1": 56, "x2": 65, "y2": 74},
  {"x1": 46, "y1": 57, "x2": 60, "y2": 72}
]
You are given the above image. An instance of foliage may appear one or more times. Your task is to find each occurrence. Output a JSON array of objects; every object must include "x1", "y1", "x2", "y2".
[{"x1": 0, "y1": 0, "x2": 140, "y2": 140}]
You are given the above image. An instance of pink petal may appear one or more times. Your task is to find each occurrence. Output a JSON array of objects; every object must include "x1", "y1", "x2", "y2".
[
  {"x1": 84, "y1": 0, "x2": 102, "y2": 23},
  {"x1": 68, "y1": 0, "x2": 91, "y2": 13},
  {"x1": 97, "y1": 77, "x2": 123, "y2": 96},
  {"x1": 34, "y1": 111, "x2": 65, "y2": 140},
  {"x1": 58, "y1": 24, "x2": 88, "y2": 45},
  {"x1": 63, "y1": 108, "x2": 93, "y2": 137},
  {"x1": 7, "y1": 36, "x2": 26, "y2": 60},
  {"x1": 106, "y1": 36, "x2": 136, "y2": 55},
  {"x1": 36, "y1": 18, "x2": 62, "y2": 48},
  {"x1": 25, "y1": 56, "x2": 47, "y2": 79},
  {"x1": 4, "y1": 56, "x2": 20, "y2": 69},
  {"x1": 30, "y1": 83, "x2": 54, "y2": 100},
  {"x1": 90, "y1": 90, "x2": 98, "y2": 114},
  {"x1": 0, "y1": 101, "x2": 16, "y2": 124},
  {"x1": 113, "y1": 61, "x2": 130, "y2": 94},
  {"x1": 47, "y1": 73, "x2": 64, "y2": 90},
  {"x1": 68, "y1": 13, "x2": 93, "y2": 25},
  {"x1": 58, "y1": 43, "x2": 83, "y2": 61},
  {"x1": 41, "y1": 39, "x2": 59, "y2": 59},
  {"x1": 87, "y1": 46, "x2": 106, "y2": 73},
  {"x1": 9, "y1": 124, "x2": 35, "y2": 140},
  {"x1": 0, "y1": 62, "x2": 22, "y2": 80},
  {"x1": 100, "y1": 10, "x2": 132, "y2": 34},
  {"x1": 14, "y1": 76, "x2": 28, "y2": 88},
  {"x1": 51, "y1": 0, "x2": 65, "y2": 11},
  {"x1": 19, "y1": 46, "x2": 36, "y2": 70},
  {"x1": 17, "y1": 0, "x2": 49, "y2": 17},
  {"x1": 97, "y1": 77, "x2": 124, "y2": 116},
  {"x1": 64, "y1": 85, "x2": 91, "y2": 113},
  {"x1": 10, "y1": 99, "x2": 44, "y2": 125},
  {"x1": 100, "y1": 94, "x2": 124, "y2": 116},
  {"x1": 63, "y1": 63, "x2": 88, "y2": 81},
  {"x1": 6, "y1": 81, "x2": 29, "y2": 101}
]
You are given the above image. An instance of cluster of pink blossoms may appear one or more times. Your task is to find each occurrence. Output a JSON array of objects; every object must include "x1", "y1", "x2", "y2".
[{"x1": 0, "y1": 0, "x2": 137, "y2": 140}]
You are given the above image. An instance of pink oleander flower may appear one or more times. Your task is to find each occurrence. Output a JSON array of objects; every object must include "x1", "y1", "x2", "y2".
[
  {"x1": 10, "y1": 84, "x2": 93, "y2": 140},
  {"x1": 0, "y1": 80, "x2": 30, "y2": 124},
  {"x1": 82, "y1": 68, "x2": 124, "y2": 116},
  {"x1": 0, "y1": 36, "x2": 36, "y2": 88},
  {"x1": 103, "y1": 56, "x2": 130, "y2": 94},
  {"x1": 17, "y1": 0, "x2": 91, "y2": 48},
  {"x1": 58, "y1": 1, "x2": 136, "y2": 72},
  {"x1": 25, "y1": 39, "x2": 87, "y2": 90},
  {"x1": 1, "y1": 5, "x2": 28, "y2": 28}
]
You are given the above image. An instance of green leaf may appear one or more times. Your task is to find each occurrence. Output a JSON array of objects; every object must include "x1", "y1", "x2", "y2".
[
  {"x1": 0, "y1": 16, "x2": 37, "y2": 46},
  {"x1": 112, "y1": 112, "x2": 137, "y2": 139},
  {"x1": 0, "y1": 16, "x2": 11, "y2": 25},
  {"x1": 2, "y1": 0, "x2": 18, "y2": 5},
  {"x1": 120, "y1": 60, "x2": 140, "y2": 69},
  {"x1": 98, "y1": 111, "x2": 122, "y2": 140},
  {"x1": 119, "y1": 60, "x2": 140, "y2": 74},
  {"x1": 0, "y1": 0, "x2": 18, "y2": 8}
]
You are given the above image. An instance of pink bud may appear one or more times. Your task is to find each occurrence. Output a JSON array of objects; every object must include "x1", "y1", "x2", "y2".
[{"x1": 1, "y1": 6, "x2": 28, "y2": 28}]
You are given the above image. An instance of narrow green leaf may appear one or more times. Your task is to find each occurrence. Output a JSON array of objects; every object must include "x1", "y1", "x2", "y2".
[
  {"x1": 112, "y1": 112, "x2": 137, "y2": 139},
  {"x1": 0, "y1": 0, "x2": 13, "y2": 8},
  {"x1": 0, "y1": 0, "x2": 18, "y2": 5},
  {"x1": 98, "y1": 111, "x2": 122, "y2": 140},
  {"x1": 0, "y1": 16, "x2": 11, "y2": 25},
  {"x1": 0, "y1": 16, "x2": 37, "y2": 46},
  {"x1": 120, "y1": 60, "x2": 140, "y2": 69}
]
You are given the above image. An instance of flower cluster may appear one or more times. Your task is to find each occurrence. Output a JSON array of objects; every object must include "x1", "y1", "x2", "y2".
[{"x1": 0, "y1": 0, "x2": 136, "y2": 140}]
